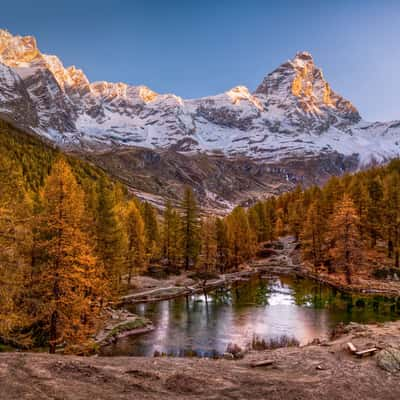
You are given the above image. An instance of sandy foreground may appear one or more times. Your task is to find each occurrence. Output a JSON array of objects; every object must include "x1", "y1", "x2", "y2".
[{"x1": 1, "y1": 321, "x2": 399, "y2": 400}]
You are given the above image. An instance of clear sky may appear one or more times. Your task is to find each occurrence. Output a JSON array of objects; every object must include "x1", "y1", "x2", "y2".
[{"x1": 1, "y1": 0, "x2": 399, "y2": 121}]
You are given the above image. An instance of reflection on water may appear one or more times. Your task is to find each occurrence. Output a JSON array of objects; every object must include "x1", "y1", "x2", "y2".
[{"x1": 101, "y1": 275, "x2": 400, "y2": 357}]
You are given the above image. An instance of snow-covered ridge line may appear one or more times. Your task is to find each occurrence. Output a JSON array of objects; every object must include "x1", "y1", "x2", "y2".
[{"x1": 0, "y1": 28, "x2": 399, "y2": 167}]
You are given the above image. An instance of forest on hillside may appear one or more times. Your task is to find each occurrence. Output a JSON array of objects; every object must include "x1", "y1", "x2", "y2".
[
  {"x1": 1, "y1": 119, "x2": 400, "y2": 353},
  {"x1": 0, "y1": 121, "x2": 258, "y2": 352}
]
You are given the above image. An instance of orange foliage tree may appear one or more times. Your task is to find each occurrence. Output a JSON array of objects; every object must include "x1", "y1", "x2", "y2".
[
  {"x1": 326, "y1": 194, "x2": 361, "y2": 283},
  {"x1": 35, "y1": 158, "x2": 106, "y2": 353}
]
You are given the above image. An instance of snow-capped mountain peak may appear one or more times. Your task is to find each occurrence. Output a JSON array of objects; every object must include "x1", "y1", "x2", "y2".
[
  {"x1": 0, "y1": 29, "x2": 398, "y2": 168},
  {"x1": 226, "y1": 86, "x2": 263, "y2": 110},
  {"x1": 255, "y1": 51, "x2": 360, "y2": 124},
  {"x1": 0, "y1": 29, "x2": 40, "y2": 66}
]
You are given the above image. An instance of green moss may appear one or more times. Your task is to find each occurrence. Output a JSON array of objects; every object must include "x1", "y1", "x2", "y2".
[
  {"x1": 106, "y1": 317, "x2": 151, "y2": 340},
  {"x1": 0, "y1": 344, "x2": 15, "y2": 352}
]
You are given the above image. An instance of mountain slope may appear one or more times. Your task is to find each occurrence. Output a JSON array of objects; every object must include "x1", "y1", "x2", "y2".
[
  {"x1": 0, "y1": 29, "x2": 399, "y2": 162},
  {"x1": 81, "y1": 146, "x2": 357, "y2": 211},
  {"x1": 0, "y1": 29, "x2": 399, "y2": 209},
  {"x1": 0, "y1": 117, "x2": 113, "y2": 194}
]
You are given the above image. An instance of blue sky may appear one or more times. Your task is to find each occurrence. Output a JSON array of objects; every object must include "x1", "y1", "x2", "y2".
[{"x1": 1, "y1": 0, "x2": 399, "y2": 121}]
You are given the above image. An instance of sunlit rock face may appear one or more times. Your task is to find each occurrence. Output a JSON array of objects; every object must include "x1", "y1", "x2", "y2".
[
  {"x1": 0, "y1": 30, "x2": 40, "y2": 66},
  {"x1": 255, "y1": 52, "x2": 361, "y2": 132},
  {"x1": 0, "y1": 29, "x2": 399, "y2": 168}
]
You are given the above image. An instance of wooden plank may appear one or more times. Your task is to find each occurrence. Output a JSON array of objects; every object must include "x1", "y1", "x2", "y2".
[
  {"x1": 347, "y1": 342, "x2": 357, "y2": 353},
  {"x1": 355, "y1": 348, "x2": 377, "y2": 357},
  {"x1": 251, "y1": 359, "x2": 275, "y2": 368}
]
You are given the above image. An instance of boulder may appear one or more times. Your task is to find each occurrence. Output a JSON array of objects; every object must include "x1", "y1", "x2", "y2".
[
  {"x1": 377, "y1": 347, "x2": 400, "y2": 373},
  {"x1": 222, "y1": 352, "x2": 234, "y2": 360}
]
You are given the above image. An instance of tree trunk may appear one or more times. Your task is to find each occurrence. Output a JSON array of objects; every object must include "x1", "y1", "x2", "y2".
[
  {"x1": 49, "y1": 310, "x2": 58, "y2": 354},
  {"x1": 388, "y1": 240, "x2": 393, "y2": 258}
]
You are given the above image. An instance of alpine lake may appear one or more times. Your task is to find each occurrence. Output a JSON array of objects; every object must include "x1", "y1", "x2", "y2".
[{"x1": 101, "y1": 274, "x2": 400, "y2": 357}]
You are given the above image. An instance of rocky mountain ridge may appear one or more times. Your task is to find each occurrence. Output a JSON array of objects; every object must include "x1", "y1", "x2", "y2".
[{"x1": 0, "y1": 29, "x2": 399, "y2": 209}]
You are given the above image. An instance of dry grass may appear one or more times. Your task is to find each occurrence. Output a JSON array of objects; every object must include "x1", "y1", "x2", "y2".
[{"x1": 249, "y1": 334, "x2": 300, "y2": 351}]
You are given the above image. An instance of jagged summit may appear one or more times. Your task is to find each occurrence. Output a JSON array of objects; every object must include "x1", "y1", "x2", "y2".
[
  {"x1": 0, "y1": 29, "x2": 398, "y2": 167},
  {"x1": 0, "y1": 29, "x2": 40, "y2": 66},
  {"x1": 255, "y1": 51, "x2": 360, "y2": 123},
  {"x1": 293, "y1": 51, "x2": 313, "y2": 62},
  {"x1": 255, "y1": 51, "x2": 315, "y2": 95}
]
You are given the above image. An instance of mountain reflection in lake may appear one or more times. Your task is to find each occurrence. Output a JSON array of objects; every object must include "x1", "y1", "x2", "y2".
[{"x1": 101, "y1": 275, "x2": 400, "y2": 357}]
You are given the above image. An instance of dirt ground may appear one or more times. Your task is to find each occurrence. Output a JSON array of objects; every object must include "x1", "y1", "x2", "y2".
[{"x1": 1, "y1": 321, "x2": 400, "y2": 400}]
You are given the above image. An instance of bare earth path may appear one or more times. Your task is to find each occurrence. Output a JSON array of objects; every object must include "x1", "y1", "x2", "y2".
[{"x1": 1, "y1": 321, "x2": 400, "y2": 400}]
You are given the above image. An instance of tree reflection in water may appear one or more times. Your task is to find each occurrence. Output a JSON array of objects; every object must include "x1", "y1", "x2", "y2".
[{"x1": 101, "y1": 275, "x2": 400, "y2": 357}]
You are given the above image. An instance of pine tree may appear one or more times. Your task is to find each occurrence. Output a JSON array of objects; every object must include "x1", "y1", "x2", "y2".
[
  {"x1": 226, "y1": 207, "x2": 255, "y2": 269},
  {"x1": 0, "y1": 154, "x2": 33, "y2": 341},
  {"x1": 366, "y1": 177, "x2": 383, "y2": 247},
  {"x1": 288, "y1": 199, "x2": 304, "y2": 241},
  {"x1": 274, "y1": 211, "x2": 285, "y2": 238},
  {"x1": 256, "y1": 201, "x2": 274, "y2": 242},
  {"x1": 383, "y1": 172, "x2": 400, "y2": 267},
  {"x1": 162, "y1": 200, "x2": 173, "y2": 263},
  {"x1": 322, "y1": 176, "x2": 344, "y2": 217},
  {"x1": 124, "y1": 200, "x2": 146, "y2": 285},
  {"x1": 301, "y1": 199, "x2": 325, "y2": 269},
  {"x1": 142, "y1": 202, "x2": 160, "y2": 263},
  {"x1": 215, "y1": 217, "x2": 230, "y2": 273},
  {"x1": 162, "y1": 200, "x2": 182, "y2": 270},
  {"x1": 248, "y1": 201, "x2": 274, "y2": 244},
  {"x1": 348, "y1": 177, "x2": 369, "y2": 239},
  {"x1": 96, "y1": 178, "x2": 127, "y2": 294},
  {"x1": 264, "y1": 198, "x2": 277, "y2": 241},
  {"x1": 326, "y1": 194, "x2": 361, "y2": 283},
  {"x1": 180, "y1": 187, "x2": 200, "y2": 270},
  {"x1": 35, "y1": 159, "x2": 105, "y2": 353},
  {"x1": 198, "y1": 217, "x2": 217, "y2": 273},
  {"x1": 248, "y1": 207, "x2": 261, "y2": 243}
]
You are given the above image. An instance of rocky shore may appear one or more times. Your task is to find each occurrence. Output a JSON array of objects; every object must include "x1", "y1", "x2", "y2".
[
  {"x1": 296, "y1": 268, "x2": 400, "y2": 297},
  {"x1": 120, "y1": 237, "x2": 299, "y2": 306},
  {"x1": 96, "y1": 236, "x2": 400, "y2": 352},
  {"x1": 120, "y1": 236, "x2": 400, "y2": 307},
  {"x1": 95, "y1": 309, "x2": 154, "y2": 347}
]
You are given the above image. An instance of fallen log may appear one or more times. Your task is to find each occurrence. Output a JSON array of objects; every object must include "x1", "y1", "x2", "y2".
[
  {"x1": 355, "y1": 348, "x2": 377, "y2": 358},
  {"x1": 250, "y1": 359, "x2": 275, "y2": 368},
  {"x1": 347, "y1": 342, "x2": 357, "y2": 354}
]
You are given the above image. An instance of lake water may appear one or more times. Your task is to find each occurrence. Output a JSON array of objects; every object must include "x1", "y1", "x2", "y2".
[{"x1": 101, "y1": 275, "x2": 400, "y2": 357}]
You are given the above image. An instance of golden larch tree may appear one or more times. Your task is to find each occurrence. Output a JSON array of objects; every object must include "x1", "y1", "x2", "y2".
[
  {"x1": 327, "y1": 194, "x2": 361, "y2": 284},
  {"x1": 199, "y1": 217, "x2": 218, "y2": 274},
  {"x1": 0, "y1": 154, "x2": 33, "y2": 341},
  {"x1": 301, "y1": 200, "x2": 325, "y2": 270},
  {"x1": 162, "y1": 200, "x2": 183, "y2": 270},
  {"x1": 36, "y1": 158, "x2": 106, "y2": 353},
  {"x1": 124, "y1": 200, "x2": 146, "y2": 285},
  {"x1": 96, "y1": 178, "x2": 127, "y2": 294},
  {"x1": 226, "y1": 207, "x2": 255, "y2": 269}
]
